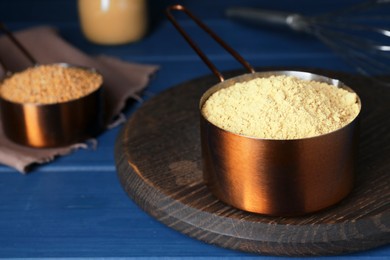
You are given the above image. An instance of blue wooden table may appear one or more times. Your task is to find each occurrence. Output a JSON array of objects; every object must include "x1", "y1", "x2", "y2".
[{"x1": 0, "y1": 0, "x2": 388, "y2": 258}]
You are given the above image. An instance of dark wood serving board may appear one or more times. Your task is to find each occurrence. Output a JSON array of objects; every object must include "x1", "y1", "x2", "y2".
[{"x1": 115, "y1": 68, "x2": 390, "y2": 256}]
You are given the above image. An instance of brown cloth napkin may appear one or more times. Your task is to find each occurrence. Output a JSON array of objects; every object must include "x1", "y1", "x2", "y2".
[{"x1": 0, "y1": 26, "x2": 158, "y2": 173}]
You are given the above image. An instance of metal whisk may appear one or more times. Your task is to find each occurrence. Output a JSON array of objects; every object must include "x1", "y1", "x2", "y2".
[{"x1": 226, "y1": 0, "x2": 390, "y2": 86}]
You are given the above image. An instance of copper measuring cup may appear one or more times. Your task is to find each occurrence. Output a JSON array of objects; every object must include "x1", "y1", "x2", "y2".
[
  {"x1": 166, "y1": 5, "x2": 361, "y2": 216},
  {"x1": 0, "y1": 23, "x2": 103, "y2": 148}
]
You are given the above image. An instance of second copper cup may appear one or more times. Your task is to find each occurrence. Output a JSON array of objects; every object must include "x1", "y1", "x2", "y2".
[
  {"x1": 167, "y1": 5, "x2": 361, "y2": 216},
  {"x1": 0, "y1": 23, "x2": 103, "y2": 148},
  {"x1": 200, "y1": 71, "x2": 360, "y2": 216}
]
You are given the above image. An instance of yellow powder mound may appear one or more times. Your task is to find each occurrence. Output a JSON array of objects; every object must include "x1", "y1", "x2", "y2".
[
  {"x1": 0, "y1": 64, "x2": 102, "y2": 104},
  {"x1": 202, "y1": 75, "x2": 360, "y2": 139}
]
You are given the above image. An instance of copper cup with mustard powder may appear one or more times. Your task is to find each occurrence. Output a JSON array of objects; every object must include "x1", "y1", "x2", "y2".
[
  {"x1": 167, "y1": 5, "x2": 362, "y2": 216},
  {"x1": 0, "y1": 63, "x2": 104, "y2": 148},
  {"x1": 0, "y1": 23, "x2": 104, "y2": 148},
  {"x1": 200, "y1": 71, "x2": 361, "y2": 216}
]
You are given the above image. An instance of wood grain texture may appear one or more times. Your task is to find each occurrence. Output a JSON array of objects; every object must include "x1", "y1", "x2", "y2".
[{"x1": 115, "y1": 68, "x2": 390, "y2": 256}]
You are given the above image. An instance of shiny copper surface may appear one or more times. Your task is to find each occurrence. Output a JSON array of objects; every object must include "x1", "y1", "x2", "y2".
[
  {"x1": 167, "y1": 6, "x2": 361, "y2": 216},
  {"x1": 0, "y1": 72, "x2": 103, "y2": 147},
  {"x1": 0, "y1": 24, "x2": 103, "y2": 148},
  {"x1": 200, "y1": 71, "x2": 361, "y2": 216}
]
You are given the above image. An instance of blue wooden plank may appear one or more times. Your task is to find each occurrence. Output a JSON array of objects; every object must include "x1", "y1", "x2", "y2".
[
  {"x1": 0, "y1": 168, "x2": 388, "y2": 258},
  {"x1": 0, "y1": 0, "x2": 365, "y2": 23},
  {"x1": 0, "y1": 0, "x2": 388, "y2": 258},
  {"x1": 0, "y1": 170, "x2": 245, "y2": 257},
  {"x1": 56, "y1": 21, "x2": 335, "y2": 63}
]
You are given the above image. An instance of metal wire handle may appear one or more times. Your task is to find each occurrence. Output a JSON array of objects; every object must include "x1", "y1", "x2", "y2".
[
  {"x1": 166, "y1": 5, "x2": 255, "y2": 82},
  {"x1": 0, "y1": 22, "x2": 37, "y2": 66},
  {"x1": 0, "y1": 59, "x2": 7, "y2": 78}
]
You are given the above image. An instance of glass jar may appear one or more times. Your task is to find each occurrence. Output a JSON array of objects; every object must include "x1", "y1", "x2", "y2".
[{"x1": 78, "y1": 0, "x2": 148, "y2": 45}]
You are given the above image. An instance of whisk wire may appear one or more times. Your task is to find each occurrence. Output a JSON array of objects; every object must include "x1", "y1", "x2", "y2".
[
  {"x1": 317, "y1": 0, "x2": 390, "y2": 20},
  {"x1": 317, "y1": 25, "x2": 390, "y2": 54},
  {"x1": 314, "y1": 26, "x2": 390, "y2": 85},
  {"x1": 304, "y1": 0, "x2": 390, "y2": 85},
  {"x1": 227, "y1": 0, "x2": 390, "y2": 85}
]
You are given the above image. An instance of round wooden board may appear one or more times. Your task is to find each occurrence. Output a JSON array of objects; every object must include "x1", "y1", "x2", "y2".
[{"x1": 115, "y1": 68, "x2": 390, "y2": 256}]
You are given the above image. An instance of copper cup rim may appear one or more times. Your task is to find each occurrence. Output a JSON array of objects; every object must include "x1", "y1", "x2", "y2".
[
  {"x1": 0, "y1": 62, "x2": 103, "y2": 107},
  {"x1": 199, "y1": 70, "x2": 362, "y2": 142},
  {"x1": 0, "y1": 62, "x2": 104, "y2": 148}
]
